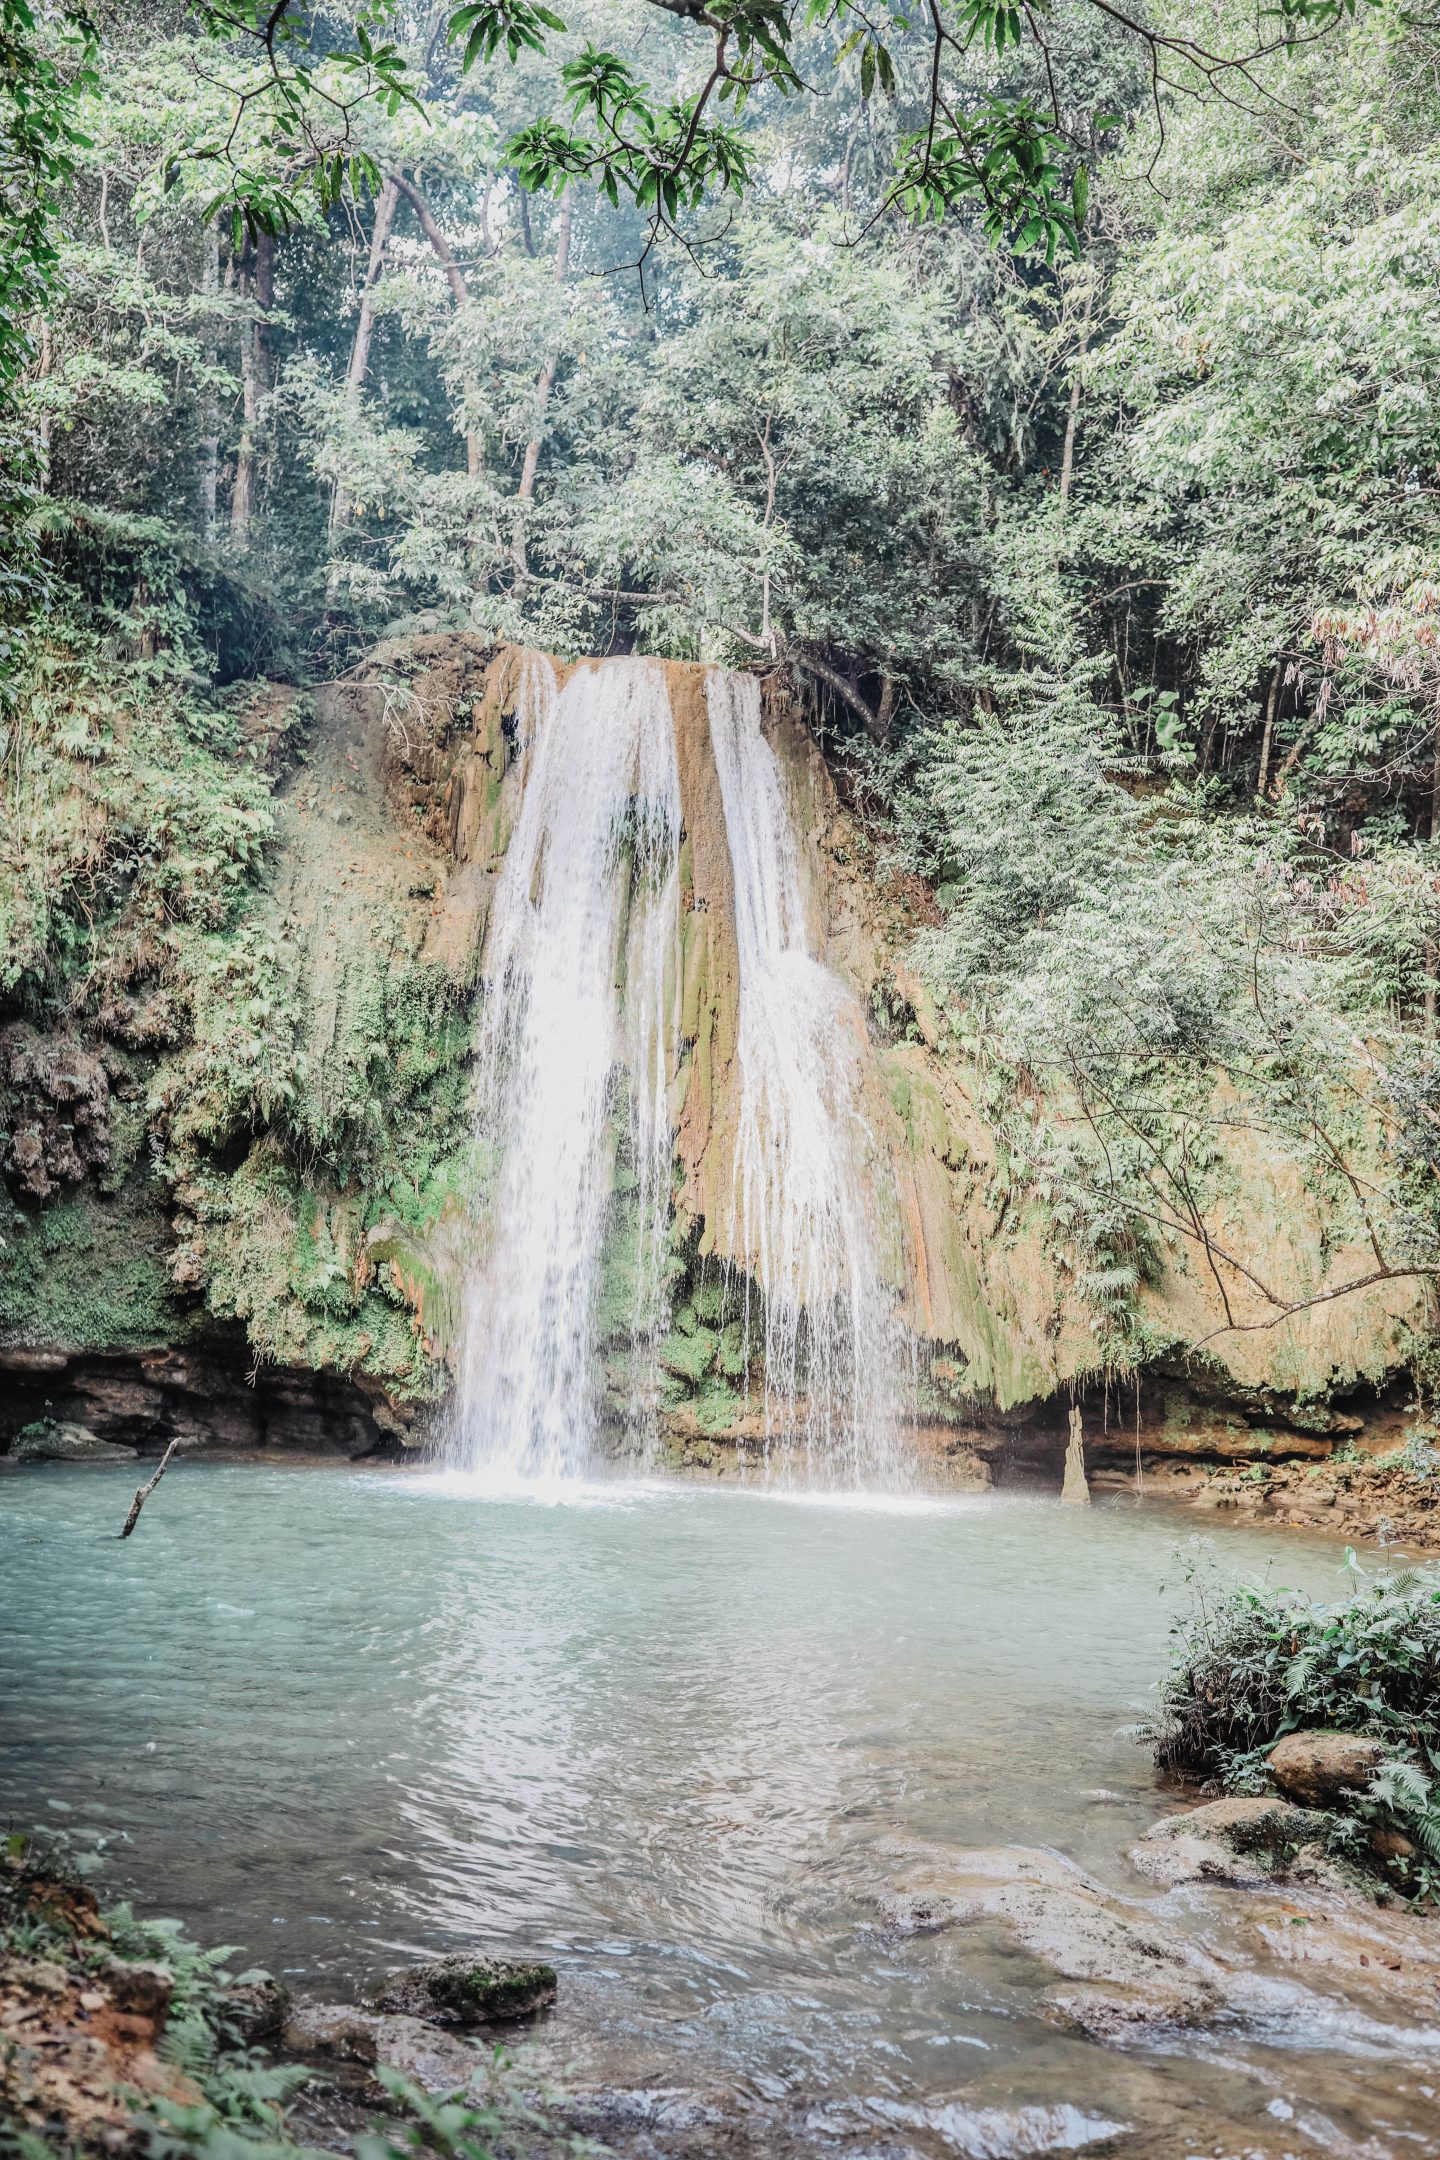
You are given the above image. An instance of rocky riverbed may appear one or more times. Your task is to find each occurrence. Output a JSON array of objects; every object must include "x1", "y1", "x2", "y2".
[
  {"x1": 6, "y1": 1768, "x2": 1437, "y2": 2160},
  {"x1": 10, "y1": 1728, "x2": 1440, "y2": 2160}
]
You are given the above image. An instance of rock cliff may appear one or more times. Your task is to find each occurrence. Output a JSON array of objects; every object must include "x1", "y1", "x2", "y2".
[{"x1": 0, "y1": 633, "x2": 1429, "y2": 1496}]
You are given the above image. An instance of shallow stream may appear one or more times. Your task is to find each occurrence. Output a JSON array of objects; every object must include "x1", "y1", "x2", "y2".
[{"x1": 3, "y1": 1464, "x2": 1437, "y2": 2156}]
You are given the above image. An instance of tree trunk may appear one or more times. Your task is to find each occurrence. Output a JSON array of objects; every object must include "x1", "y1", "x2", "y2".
[
  {"x1": 350, "y1": 180, "x2": 400, "y2": 390},
  {"x1": 1059, "y1": 269, "x2": 1094, "y2": 503},
  {"x1": 329, "y1": 180, "x2": 400, "y2": 548},
  {"x1": 36, "y1": 317, "x2": 53, "y2": 488},
  {"x1": 197, "y1": 225, "x2": 220, "y2": 541},
  {"x1": 513, "y1": 189, "x2": 573, "y2": 573},
  {"x1": 255, "y1": 230, "x2": 275, "y2": 320},
  {"x1": 230, "y1": 276, "x2": 259, "y2": 547},
  {"x1": 390, "y1": 173, "x2": 483, "y2": 479},
  {"x1": 1257, "y1": 661, "x2": 1282, "y2": 800}
]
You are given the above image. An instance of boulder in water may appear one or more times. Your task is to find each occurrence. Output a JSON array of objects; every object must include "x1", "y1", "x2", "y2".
[
  {"x1": 1128, "y1": 1795, "x2": 1354, "y2": 1892},
  {"x1": 879, "y1": 1845, "x2": 1223, "y2": 2038},
  {"x1": 11, "y1": 1421, "x2": 137, "y2": 1463},
  {"x1": 374, "y1": 2014, "x2": 483, "y2": 2092},
  {"x1": 368, "y1": 1952, "x2": 557, "y2": 2027},
  {"x1": 281, "y1": 2002, "x2": 380, "y2": 2063},
  {"x1": 1267, "y1": 1730, "x2": 1385, "y2": 1807}
]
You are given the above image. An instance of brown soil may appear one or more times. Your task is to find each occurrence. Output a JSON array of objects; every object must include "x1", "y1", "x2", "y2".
[{"x1": 0, "y1": 1861, "x2": 200, "y2": 2147}]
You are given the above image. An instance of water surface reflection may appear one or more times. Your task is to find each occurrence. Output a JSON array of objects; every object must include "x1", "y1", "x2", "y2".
[{"x1": 2, "y1": 1465, "x2": 1433, "y2": 2152}]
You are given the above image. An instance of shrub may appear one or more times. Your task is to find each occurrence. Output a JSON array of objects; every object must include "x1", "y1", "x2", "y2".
[{"x1": 1146, "y1": 1557, "x2": 1440, "y2": 1893}]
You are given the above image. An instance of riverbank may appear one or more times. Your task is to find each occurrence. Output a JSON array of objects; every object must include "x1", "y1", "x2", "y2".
[{"x1": 7, "y1": 1778, "x2": 1438, "y2": 2160}]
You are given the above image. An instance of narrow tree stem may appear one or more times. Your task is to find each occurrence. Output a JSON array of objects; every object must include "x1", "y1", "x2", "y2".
[
  {"x1": 119, "y1": 1440, "x2": 181, "y2": 1540},
  {"x1": 514, "y1": 189, "x2": 573, "y2": 573}
]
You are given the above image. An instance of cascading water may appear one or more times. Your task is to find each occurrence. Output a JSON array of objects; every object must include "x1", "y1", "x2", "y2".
[
  {"x1": 455, "y1": 654, "x2": 681, "y2": 1486},
  {"x1": 455, "y1": 654, "x2": 902, "y2": 1489},
  {"x1": 704, "y1": 669, "x2": 902, "y2": 1481}
]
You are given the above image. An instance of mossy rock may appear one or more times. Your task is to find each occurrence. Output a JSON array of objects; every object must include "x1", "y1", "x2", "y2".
[
  {"x1": 368, "y1": 1953, "x2": 556, "y2": 2027},
  {"x1": 11, "y1": 1420, "x2": 137, "y2": 1463},
  {"x1": 693, "y1": 1377, "x2": 743, "y2": 1434},
  {"x1": 716, "y1": 1319, "x2": 750, "y2": 1379},
  {"x1": 691, "y1": 1278, "x2": 728, "y2": 1326}
]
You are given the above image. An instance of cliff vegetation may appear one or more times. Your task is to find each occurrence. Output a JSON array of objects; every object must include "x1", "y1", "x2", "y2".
[{"x1": 3, "y1": 0, "x2": 1440, "y2": 1474}]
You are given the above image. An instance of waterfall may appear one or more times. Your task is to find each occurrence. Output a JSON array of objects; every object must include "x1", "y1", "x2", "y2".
[
  {"x1": 455, "y1": 654, "x2": 901, "y2": 1488},
  {"x1": 705, "y1": 669, "x2": 901, "y2": 1480},
  {"x1": 455, "y1": 654, "x2": 681, "y2": 1485}
]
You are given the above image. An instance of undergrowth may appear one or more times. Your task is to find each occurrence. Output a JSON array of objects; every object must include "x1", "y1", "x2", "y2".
[
  {"x1": 1146, "y1": 1553, "x2": 1440, "y2": 1899},
  {"x1": 0, "y1": 1837, "x2": 583, "y2": 2160}
]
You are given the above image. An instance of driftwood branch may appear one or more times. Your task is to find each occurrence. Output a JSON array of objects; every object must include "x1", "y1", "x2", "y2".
[{"x1": 118, "y1": 1440, "x2": 181, "y2": 1540}]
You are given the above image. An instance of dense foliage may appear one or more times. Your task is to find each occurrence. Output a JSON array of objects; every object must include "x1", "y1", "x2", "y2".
[
  {"x1": 1149, "y1": 1558, "x2": 1440, "y2": 1895},
  {"x1": 4, "y1": 0, "x2": 1440, "y2": 1389}
]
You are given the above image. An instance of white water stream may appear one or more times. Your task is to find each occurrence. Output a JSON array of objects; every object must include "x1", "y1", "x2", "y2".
[
  {"x1": 705, "y1": 668, "x2": 901, "y2": 1478},
  {"x1": 456, "y1": 655, "x2": 681, "y2": 1486},
  {"x1": 456, "y1": 657, "x2": 900, "y2": 1485}
]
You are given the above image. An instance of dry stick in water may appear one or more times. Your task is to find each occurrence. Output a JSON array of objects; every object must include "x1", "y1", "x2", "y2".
[{"x1": 118, "y1": 1440, "x2": 180, "y2": 1540}]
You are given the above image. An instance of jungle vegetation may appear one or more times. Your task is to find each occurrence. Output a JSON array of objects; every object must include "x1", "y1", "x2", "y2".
[
  {"x1": 1149, "y1": 1554, "x2": 1440, "y2": 1900},
  {"x1": 4, "y1": 0, "x2": 1440, "y2": 1380}
]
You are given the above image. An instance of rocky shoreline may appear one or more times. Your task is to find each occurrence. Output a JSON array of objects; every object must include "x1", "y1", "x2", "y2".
[{"x1": 5, "y1": 1710, "x2": 1436, "y2": 2160}]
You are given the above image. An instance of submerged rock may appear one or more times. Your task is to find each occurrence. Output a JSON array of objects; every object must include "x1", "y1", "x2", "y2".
[
  {"x1": 11, "y1": 1421, "x2": 137, "y2": 1463},
  {"x1": 1267, "y1": 1730, "x2": 1384, "y2": 1808},
  {"x1": 281, "y1": 2002, "x2": 380, "y2": 2063},
  {"x1": 281, "y1": 1995, "x2": 498, "y2": 2094},
  {"x1": 880, "y1": 1845, "x2": 1223, "y2": 2039},
  {"x1": 806, "y1": 2096, "x2": 1128, "y2": 2155},
  {"x1": 373, "y1": 2014, "x2": 482, "y2": 2092},
  {"x1": 1127, "y1": 1796, "x2": 1340, "y2": 1890},
  {"x1": 1226, "y1": 1883, "x2": 1440, "y2": 2016},
  {"x1": 368, "y1": 1952, "x2": 557, "y2": 2027}
]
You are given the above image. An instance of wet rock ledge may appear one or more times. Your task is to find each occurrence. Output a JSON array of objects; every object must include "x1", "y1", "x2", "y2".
[{"x1": 0, "y1": 1335, "x2": 423, "y2": 1464}]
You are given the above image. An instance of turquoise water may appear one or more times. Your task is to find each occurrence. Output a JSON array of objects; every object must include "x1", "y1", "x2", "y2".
[{"x1": 2, "y1": 1463, "x2": 1436, "y2": 2154}]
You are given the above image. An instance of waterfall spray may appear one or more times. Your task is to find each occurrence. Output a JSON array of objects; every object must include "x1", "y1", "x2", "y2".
[
  {"x1": 705, "y1": 669, "x2": 902, "y2": 1481},
  {"x1": 455, "y1": 655, "x2": 681, "y2": 1485}
]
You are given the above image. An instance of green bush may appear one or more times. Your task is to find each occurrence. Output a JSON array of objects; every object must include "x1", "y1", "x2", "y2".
[{"x1": 1148, "y1": 1558, "x2": 1440, "y2": 1893}]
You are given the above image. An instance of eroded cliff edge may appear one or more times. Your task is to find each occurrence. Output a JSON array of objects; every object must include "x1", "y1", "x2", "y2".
[{"x1": 2, "y1": 633, "x2": 1433, "y2": 1517}]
